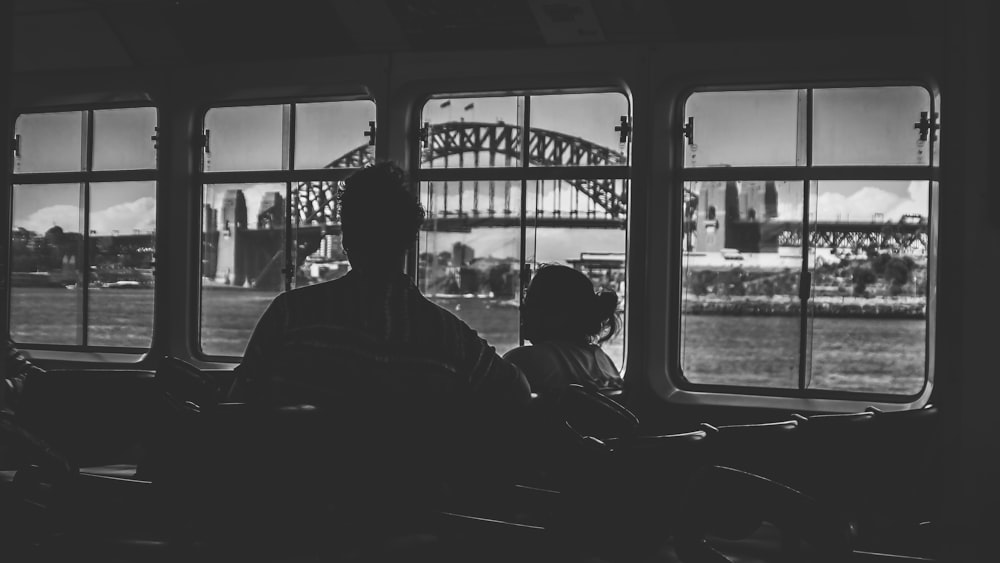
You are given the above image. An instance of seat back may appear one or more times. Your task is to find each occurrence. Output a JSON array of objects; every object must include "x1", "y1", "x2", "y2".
[
  {"x1": 558, "y1": 383, "x2": 640, "y2": 441},
  {"x1": 788, "y1": 411, "x2": 875, "y2": 509},
  {"x1": 702, "y1": 419, "x2": 799, "y2": 483},
  {"x1": 222, "y1": 326, "x2": 482, "y2": 520},
  {"x1": 674, "y1": 465, "x2": 857, "y2": 563},
  {"x1": 557, "y1": 428, "x2": 712, "y2": 557},
  {"x1": 861, "y1": 404, "x2": 942, "y2": 528},
  {"x1": 16, "y1": 369, "x2": 157, "y2": 467},
  {"x1": 155, "y1": 356, "x2": 222, "y2": 412}
]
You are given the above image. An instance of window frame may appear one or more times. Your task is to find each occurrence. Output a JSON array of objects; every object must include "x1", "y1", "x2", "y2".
[
  {"x1": 193, "y1": 95, "x2": 377, "y2": 361},
  {"x1": 411, "y1": 87, "x2": 632, "y2": 357},
  {"x1": 8, "y1": 102, "x2": 159, "y2": 353},
  {"x1": 670, "y1": 80, "x2": 939, "y2": 404}
]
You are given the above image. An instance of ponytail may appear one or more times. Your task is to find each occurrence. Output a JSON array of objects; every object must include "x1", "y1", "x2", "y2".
[{"x1": 592, "y1": 291, "x2": 621, "y2": 344}]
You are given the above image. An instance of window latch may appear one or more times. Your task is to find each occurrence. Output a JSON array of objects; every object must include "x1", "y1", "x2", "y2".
[
  {"x1": 364, "y1": 121, "x2": 376, "y2": 146},
  {"x1": 914, "y1": 111, "x2": 939, "y2": 142},
  {"x1": 615, "y1": 115, "x2": 631, "y2": 144},
  {"x1": 12, "y1": 134, "x2": 20, "y2": 158},
  {"x1": 799, "y1": 270, "x2": 812, "y2": 302},
  {"x1": 682, "y1": 117, "x2": 695, "y2": 145},
  {"x1": 197, "y1": 130, "x2": 211, "y2": 153},
  {"x1": 150, "y1": 127, "x2": 159, "y2": 149},
  {"x1": 418, "y1": 122, "x2": 430, "y2": 148}
]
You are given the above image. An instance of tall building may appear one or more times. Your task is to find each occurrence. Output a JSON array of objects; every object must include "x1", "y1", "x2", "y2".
[
  {"x1": 452, "y1": 241, "x2": 475, "y2": 266},
  {"x1": 257, "y1": 191, "x2": 285, "y2": 229},
  {"x1": 216, "y1": 189, "x2": 247, "y2": 285},
  {"x1": 694, "y1": 180, "x2": 782, "y2": 253}
]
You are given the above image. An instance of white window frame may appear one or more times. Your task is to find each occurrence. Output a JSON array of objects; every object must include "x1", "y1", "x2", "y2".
[
  {"x1": 8, "y1": 103, "x2": 158, "y2": 352},
  {"x1": 412, "y1": 88, "x2": 632, "y2": 352},
  {"x1": 664, "y1": 81, "x2": 940, "y2": 408}
]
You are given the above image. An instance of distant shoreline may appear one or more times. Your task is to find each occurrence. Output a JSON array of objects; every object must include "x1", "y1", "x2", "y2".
[{"x1": 683, "y1": 296, "x2": 926, "y2": 319}]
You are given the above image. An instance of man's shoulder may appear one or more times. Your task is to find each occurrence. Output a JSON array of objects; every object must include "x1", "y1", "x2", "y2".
[
  {"x1": 415, "y1": 295, "x2": 479, "y2": 334},
  {"x1": 281, "y1": 276, "x2": 351, "y2": 302}
]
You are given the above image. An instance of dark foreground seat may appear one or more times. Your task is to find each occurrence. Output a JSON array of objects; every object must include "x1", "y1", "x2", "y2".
[
  {"x1": 699, "y1": 419, "x2": 800, "y2": 483},
  {"x1": 5, "y1": 399, "x2": 569, "y2": 563},
  {"x1": 0, "y1": 355, "x2": 598, "y2": 560},
  {"x1": 673, "y1": 465, "x2": 857, "y2": 563}
]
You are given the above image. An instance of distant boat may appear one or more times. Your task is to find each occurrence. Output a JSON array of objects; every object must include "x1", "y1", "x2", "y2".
[{"x1": 106, "y1": 280, "x2": 141, "y2": 288}]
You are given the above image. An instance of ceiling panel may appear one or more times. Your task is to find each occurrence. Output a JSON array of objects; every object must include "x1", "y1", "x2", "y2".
[{"x1": 14, "y1": 10, "x2": 133, "y2": 72}]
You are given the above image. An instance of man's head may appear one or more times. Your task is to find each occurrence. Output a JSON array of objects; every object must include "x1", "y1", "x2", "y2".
[{"x1": 338, "y1": 162, "x2": 425, "y2": 275}]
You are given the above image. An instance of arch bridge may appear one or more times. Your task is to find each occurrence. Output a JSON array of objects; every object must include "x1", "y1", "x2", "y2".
[{"x1": 292, "y1": 121, "x2": 628, "y2": 231}]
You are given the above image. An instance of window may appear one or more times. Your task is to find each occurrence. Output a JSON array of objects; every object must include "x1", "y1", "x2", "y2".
[
  {"x1": 679, "y1": 86, "x2": 936, "y2": 396},
  {"x1": 199, "y1": 99, "x2": 376, "y2": 357},
  {"x1": 416, "y1": 92, "x2": 630, "y2": 366},
  {"x1": 9, "y1": 107, "x2": 158, "y2": 349}
]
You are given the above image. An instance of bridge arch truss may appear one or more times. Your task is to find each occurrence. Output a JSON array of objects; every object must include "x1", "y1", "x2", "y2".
[{"x1": 293, "y1": 121, "x2": 630, "y2": 228}]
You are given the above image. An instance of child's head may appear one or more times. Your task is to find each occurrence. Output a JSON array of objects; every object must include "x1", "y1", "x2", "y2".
[{"x1": 521, "y1": 264, "x2": 621, "y2": 345}]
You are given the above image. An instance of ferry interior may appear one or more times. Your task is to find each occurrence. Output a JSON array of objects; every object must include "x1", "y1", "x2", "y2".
[{"x1": 0, "y1": 0, "x2": 997, "y2": 562}]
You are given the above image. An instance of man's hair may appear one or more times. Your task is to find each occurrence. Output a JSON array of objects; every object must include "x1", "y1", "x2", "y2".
[{"x1": 338, "y1": 162, "x2": 425, "y2": 256}]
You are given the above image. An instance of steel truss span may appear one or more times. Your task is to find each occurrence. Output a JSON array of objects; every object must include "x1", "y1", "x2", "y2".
[{"x1": 296, "y1": 121, "x2": 628, "y2": 227}]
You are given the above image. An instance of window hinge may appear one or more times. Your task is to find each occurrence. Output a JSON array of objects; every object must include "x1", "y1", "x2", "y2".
[
  {"x1": 615, "y1": 115, "x2": 631, "y2": 144},
  {"x1": 12, "y1": 134, "x2": 20, "y2": 157},
  {"x1": 364, "y1": 121, "x2": 376, "y2": 146},
  {"x1": 418, "y1": 122, "x2": 430, "y2": 147},
  {"x1": 197, "y1": 130, "x2": 211, "y2": 153},
  {"x1": 682, "y1": 117, "x2": 695, "y2": 145},
  {"x1": 914, "y1": 111, "x2": 939, "y2": 142},
  {"x1": 799, "y1": 270, "x2": 812, "y2": 302}
]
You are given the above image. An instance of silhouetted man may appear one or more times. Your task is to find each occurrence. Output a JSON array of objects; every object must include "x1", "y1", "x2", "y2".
[{"x1": 228, "y1": 162, "x2": 531, "y2": 414}]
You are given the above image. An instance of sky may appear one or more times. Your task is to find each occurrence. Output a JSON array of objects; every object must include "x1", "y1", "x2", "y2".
[
  {"x1": 13, "y1": 182, "x2": 156, "y2": 235},
  {"x1": 12, "y1": 87, "x2": 933, "y2": 263}
]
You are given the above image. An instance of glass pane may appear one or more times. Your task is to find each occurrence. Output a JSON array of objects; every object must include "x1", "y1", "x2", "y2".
[
  {"x1": 684, "y1": 90, "x2": 801, "y2": 168},
  {"x1": 420, "y1": 96, "x2": 521, "y2": 169},
  {"x1": 813, "y1": 86, "x2": 932, "y2": 166},
  {"x1": 680, "y1": 180, "x2": 807, "y2": 388},
  {"x1": 93, "y1": 107, "x2": 157, "y2": 170},
  {"x1": 524, "y1": 178, "x2": 627, "y2": 368},
  {"x1": 88, "y1": 182, "x2": 156, "y2": 347},
  {"x1": 806, "y1": 180, "x2": 928, "y2": 394},
  {"x1": 14, "y1": 112, "x2": 84, "y2": 173},
  {"x1": 9, "y1": 184, "x2": 84, "y2": 345},
  {"x1": 203, "y1": 105, "x2": 285, "y2": 172},
  {"x1": 417, "y1": 181, "x2": 522, "y2": 356},
  {"x1": 292, "y1": 180, "x2": 351, "y2": 288},
  {"x1": 200, "y1": 183, "x2": 285, "y2": 356},
  {"x1": 294, "y1": 100, "x2": 377, "y2": 169},
  {"x1": 529, "y1": 92, "x2": 630, "y2": 166}
]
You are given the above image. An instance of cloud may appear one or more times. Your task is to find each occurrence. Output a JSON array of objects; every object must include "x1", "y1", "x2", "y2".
[
  {"x1": 15, "y1": 204, "x2": 80, "y2": 233},
  {"x1": 815, "y1": 186, "x2": 901, "y2": 222},
  {"x1": 90, "y1": 197, "x2": 156, "y2": 234},
  {"x1": 886, "y1": 181, "x2": 929, "y2": 219},
  {"x1": 15, "y1": 197, "x2": 156, "y2": 235}
]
